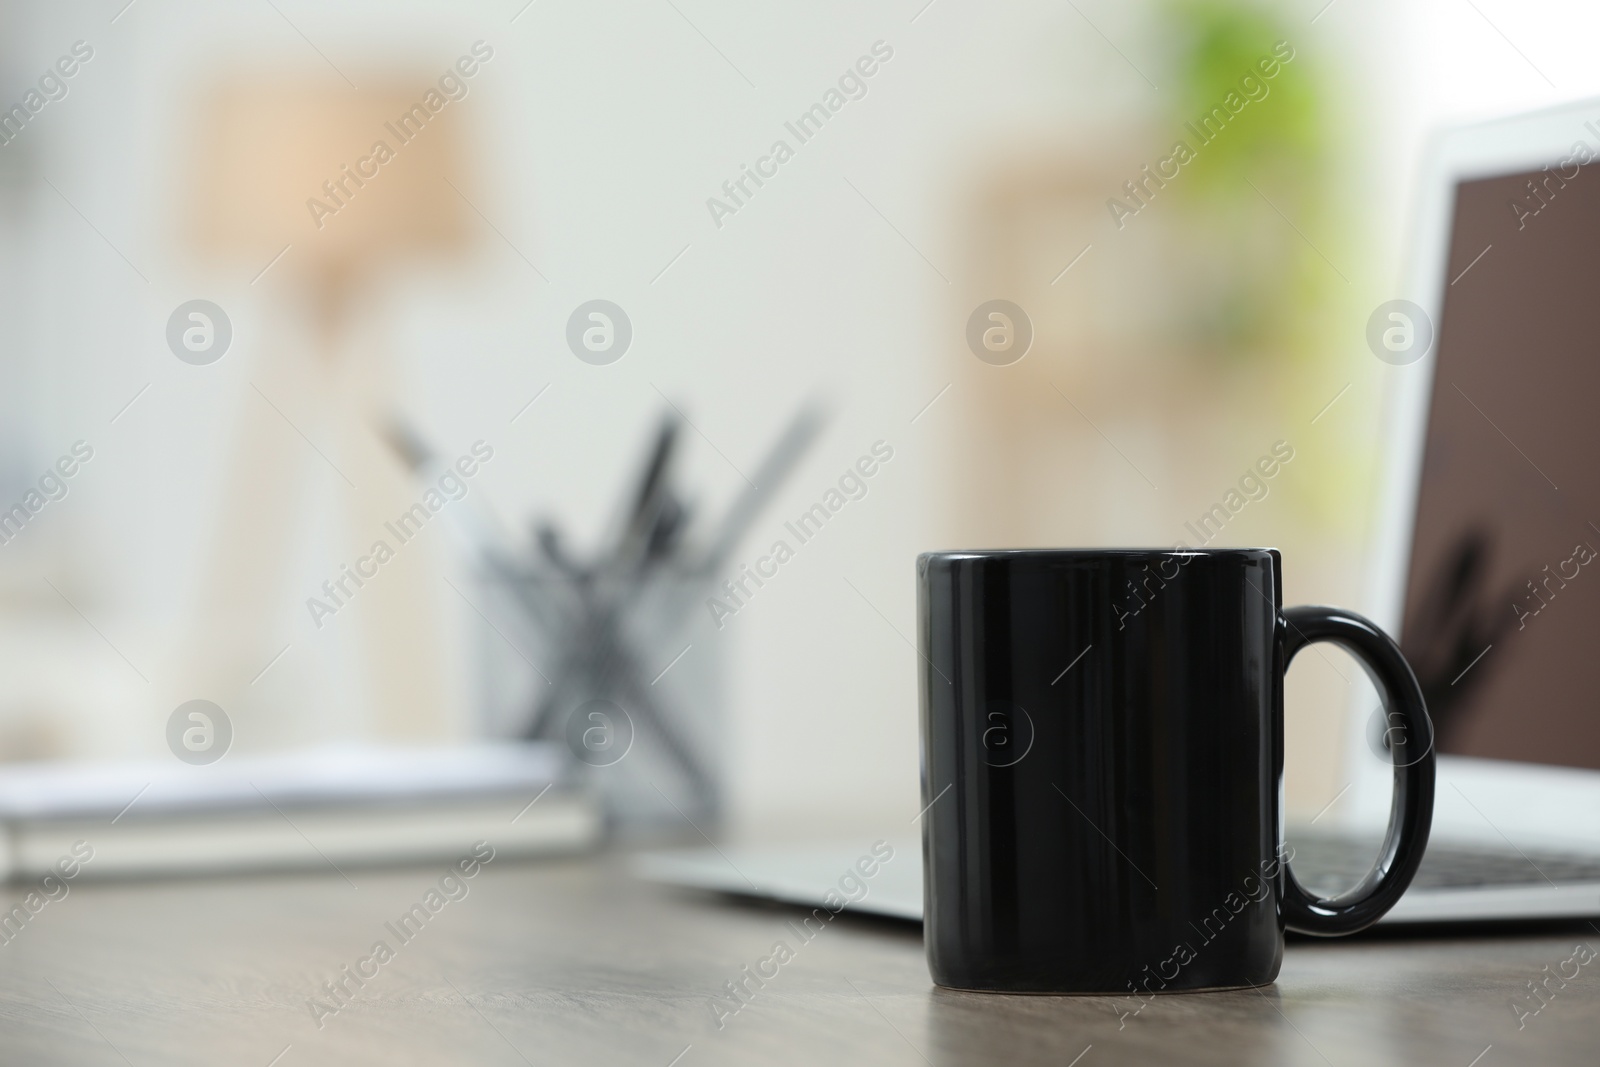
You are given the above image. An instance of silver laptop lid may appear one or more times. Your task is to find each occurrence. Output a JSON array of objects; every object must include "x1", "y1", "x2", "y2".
[{"x1": 1352, "y1": 99, "x2": 1600, "y2": 849}]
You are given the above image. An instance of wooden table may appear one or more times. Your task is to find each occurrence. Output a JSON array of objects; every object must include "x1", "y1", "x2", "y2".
[{"x1": 0, "y1": 854, "x2": 1595, "y2": 1065}]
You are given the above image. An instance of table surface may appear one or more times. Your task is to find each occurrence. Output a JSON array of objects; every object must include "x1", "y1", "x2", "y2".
[{"x1": 1, "y1": 852, "x2": 1597, "y2": 1066}]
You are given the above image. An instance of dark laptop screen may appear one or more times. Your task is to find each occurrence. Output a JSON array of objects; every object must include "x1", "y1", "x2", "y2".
[{"x1": 1399, "y1": 159, "x2": 1600, "y2": 770}]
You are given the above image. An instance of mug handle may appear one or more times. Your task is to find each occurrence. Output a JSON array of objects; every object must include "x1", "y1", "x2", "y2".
[{"x1": 1279, "y1": 605, "x2": 1436, "y2": 936}]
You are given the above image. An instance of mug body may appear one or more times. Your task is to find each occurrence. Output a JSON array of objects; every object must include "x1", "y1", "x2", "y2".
[{"x1": 918, "y1": 548, "x2": 1286, "y2": 994}]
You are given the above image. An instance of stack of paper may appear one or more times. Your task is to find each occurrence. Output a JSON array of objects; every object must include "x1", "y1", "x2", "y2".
[{"x1": 0, "y1": 743, "x2": 598, "y2": 881}]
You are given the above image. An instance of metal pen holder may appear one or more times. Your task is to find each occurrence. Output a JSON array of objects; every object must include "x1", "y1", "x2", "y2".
[
  {"x1": 472, "y1": 561, "x2": 722, "y2": 834},
  {"x1": 466, "y1": 400, "x2": 823, "y2": 837}
]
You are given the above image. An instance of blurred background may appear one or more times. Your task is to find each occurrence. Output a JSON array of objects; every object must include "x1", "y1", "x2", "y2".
[{"x1": 0, "y1": 0, "x2": 1594, "y2": 843}]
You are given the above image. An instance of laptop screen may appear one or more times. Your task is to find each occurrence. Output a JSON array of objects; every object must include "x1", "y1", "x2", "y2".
[{"x1": 1399, "y1": 159, "x2": 1600, "y2": 770}]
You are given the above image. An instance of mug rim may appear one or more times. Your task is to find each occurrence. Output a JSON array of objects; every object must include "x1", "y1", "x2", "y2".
[{"x1": 919, "y1": 547, "x2": 1279, "y2": 563}]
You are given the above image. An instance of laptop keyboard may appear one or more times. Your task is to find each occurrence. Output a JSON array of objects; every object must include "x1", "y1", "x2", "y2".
[{"x1": 1289, "y1": 833, "x2": 1600, "y2": 897}]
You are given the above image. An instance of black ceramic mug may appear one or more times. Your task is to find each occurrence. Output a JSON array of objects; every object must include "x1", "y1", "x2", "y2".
[{"x1": 917, "y1": 548, "x2": 1435, "y2": 994}]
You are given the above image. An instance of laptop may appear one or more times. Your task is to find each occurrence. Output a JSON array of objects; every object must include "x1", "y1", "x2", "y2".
[{"x1": 641, "y1": 97, "x2": 1600, "y2": 926}]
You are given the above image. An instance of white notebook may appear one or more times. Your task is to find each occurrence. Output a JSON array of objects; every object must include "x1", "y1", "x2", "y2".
[{"x1": 0, "y1": 743, "x2": 599, "y2": 881}]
